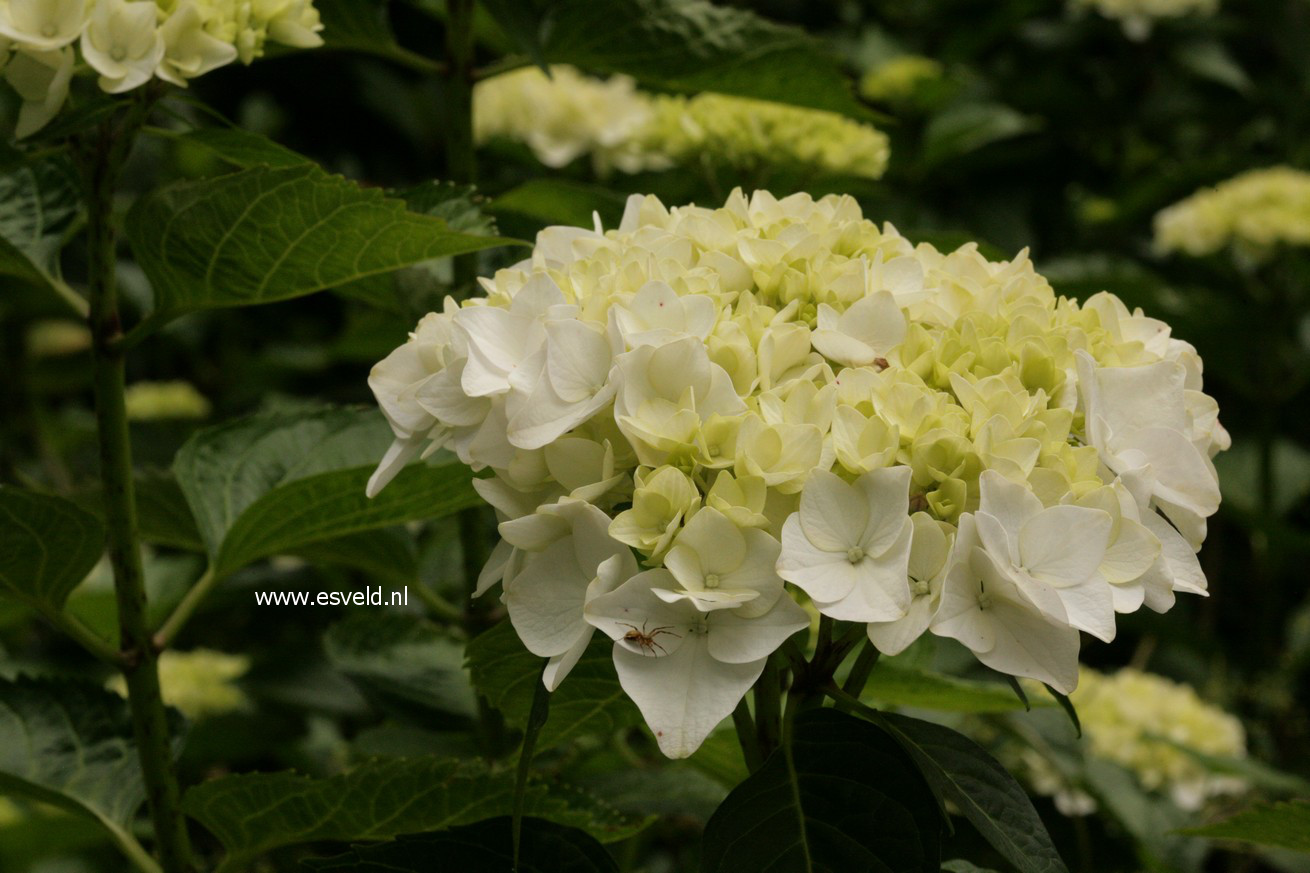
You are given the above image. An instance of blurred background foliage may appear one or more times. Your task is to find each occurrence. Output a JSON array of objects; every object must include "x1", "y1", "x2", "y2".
[{"x1": 1, "y1": 0, "x2": 1309, "y2": 871}]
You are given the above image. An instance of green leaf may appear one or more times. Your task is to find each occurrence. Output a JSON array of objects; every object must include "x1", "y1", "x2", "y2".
[
  {"x1": 303, "y1": 817, "x2": 619, "y2": 872},
  {"x1": 921, "y1": 102, "x2": 1041, "y2": 167},
  {"x1": 125, "y1": 164, "x2": 524, "y2": 323},
  {"x1": 1181, "y1": 800, "x2": 1310, "y2": 853},
  {"x1": 183, "y1": 757, "x2": 645, "y2": 866},
  {"x1": 490, "y1": 179, "x2": 628, "y2": 230},
  {"x1": 172, "y1": 406, "x2": 481, "y2": 576},
  {"x1": 702, "y1": 707, "x2": 941, "y2": 872},
  {"x1": 0, "y1": 486, "x2": 104, "y2": 614},
  {"x1": 877, "y1": 712, "x2": 1069, "y2": 873},
  {"x1": 1147, "y1": 734, "x2": 1310, "y2": 796},
  {"x1": 0, "y1": 157, "x2": 81, "y2": 294},
  {"x1": 291, "y1": 528, "x2": 418, "y2": 589},
  {"x1": 941, "y1": 863, "x2": 1001, "y2": 873},
  {"x1": 0, "y1": 677, "x2": 148, "y2": 852},
  {"x1": 314, "y1": 0, "x2": 442, "y2": 73},
  {"x1": 324, "y1": 612, "x2": 477, "y2": 720},
  {"x1": 176, "y1": 127, "x2": 312, "y2": 170},
  {"x1": 466, "y1": 621, "x2": 641, "y2": 751},
  {"x1": 75, "y1": 470, "x2": 204, "y2": 553},
  {"x1": 863, "y1": 661, "x2": 1045, "y2": 713},
  {"x1": 482, "y1": 0, "x2": 872, "y2": 120}
]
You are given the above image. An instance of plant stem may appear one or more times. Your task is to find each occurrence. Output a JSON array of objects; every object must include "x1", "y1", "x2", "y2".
[
  {"x1": 732, "y1": 697, "x2": 764, "y2": 772},
  {"x1": 841, "y1": 638, "x2": 880, "y2": 700},
  {"x1": 754, "y1": 654, "x2": 783, "y2": 759},
  {"x1": 152, "y1": 564, "x2": 217, "y2": 650},
  {"x1": 443, "y1": 0, "x2": 478, "y2": 293},
  {"x1": 79, "y1": 96, "x2": 193, "y2": 873}
]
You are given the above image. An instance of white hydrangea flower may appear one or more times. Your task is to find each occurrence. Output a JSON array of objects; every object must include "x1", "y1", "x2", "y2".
[
  {"x1": 777, "y1": 467, "x2": 914, "y2": 623},
  {"x1": 156, "y1": 0, "x2": 238, "y2": 86},
  {"x1": 367, "y1": 188, "x2": 1229, "y2": 752},
  {"x1": 0, "y1": 0, "x2": 90, "y2": 52},
  {"x1": 80, "y1": 0, "x2": 165, "y2": 94},
  {"x1": 585, "y1": 568, "x2": 808, "y2": 758},
  {"x1": 4, "y1": 46, "x2": 74, "y2": 138},
  {"x1": 499, "y1": 499, "x2": 638, "y2": 690}
]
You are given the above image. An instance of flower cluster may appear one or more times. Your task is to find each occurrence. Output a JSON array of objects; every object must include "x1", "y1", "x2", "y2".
[
  {"x1": 1015, "y1": 667, "x2": 1248, "y2": 813},
  {"x1": 368, "y1": 189, "x2": 1227, "y2": 757},
  {"x1": 1069, "y1": 0, "x2": 1219, "y2": 39},
  {"x1": 124, "y1": 379, "x2": 212, "y2": 420},
  {"x1": 473, "y1": 66, "x2": 890, "y2": 180},
  {"x1": 859, "y1": 55, "x2": 944, "y2": 103},
  {"x1": 1154, "y1": 166, "x2": 1310, "y2": 261},
  {"x1": 108, "y1": 648, "x2": 250, "y2": 719},
  {"x1": 0, "y1": 0, "x2": 324, "y2": 137}
]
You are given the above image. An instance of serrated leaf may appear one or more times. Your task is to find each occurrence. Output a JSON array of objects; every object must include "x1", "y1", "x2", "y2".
[
  {"x1": 0, "y1": 157, "x2": 81, "y2": 294},
  {"x1": 701, "y1": 708, "x2": 941, "y2": 873},
  {"x1": 126, "y1": 164, "x2": 524, "y2": 323},
  {"x1": 0, "y1": 677, "x2": 148, "y2": 848},
  {"x1": 1181, "y1": 800, "x2": 1310, "y2": 853},
  {"x1": 877, "y1": 712, "x2": 1069, "y2": 873},
  {"x1": 182, "y1": 757, "x2": 645, "y2": 866},
  {"x1": 302, "y1": 817, "x2": 619, "y2": 872},
  {"x1": 864, "y1": 661, "x2": 1045, "y2": 713},
  {"x1": 172, "y1": 406, "x2": 481, "y2": 576},
  {"x1": 324, "y1": 612, "x2": 476, "y2": 720},
  {"x1": 75, "y1": 470, "x2": 203, "y2": 553},
  {"x1": 482, "y1": 0, "x2": 871, "y2": 120},
  {"x1": 466, "y1": 621, "x2": 640, "y2": 751},
  {"x1": 176, "y1": 127, "x2": 311, "y2": 170},
  {"x1": 0, "y1": 486, "x2": 104, "y2": 614}
]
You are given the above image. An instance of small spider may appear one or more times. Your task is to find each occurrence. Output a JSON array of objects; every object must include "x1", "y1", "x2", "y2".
[{"x1": 618, "y1": 622, "x2": 681, "y2": 656}]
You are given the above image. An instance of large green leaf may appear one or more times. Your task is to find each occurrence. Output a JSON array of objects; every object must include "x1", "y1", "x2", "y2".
[
  {"x1": 0, "y1": 157, "x2": 80, "y2": 294},
  {"x1": 172, "y1": 406, "x2": 481, "y2": 576},
  {"x1": 921, "y1": 102, "x2": 1041, "y2": 168},
  {"x1": 324, "y1": 612, "x2": 477, "y2": 720},
  {"x1": 0, "y1": 678, "x2": 148, "y2": 852},
  {"x1": 482, "y1": 0, "x2": 871, "y2": 120},
  {"x1": 304, "y1": 817, "x2": 619, "y2": 872},
  {"x1": 1181, "y1": 800, "x2": 1310, "y2": 853},
  {"x1": 125, "y1": 164, "x2": 524, "y2": 322},
  {"x1": 466, "y1": 620, "x2": 641, "y2": 751},
  {"x1": 176, "y1": 127, "x2": 312, "y2": 170},
  {"x1": 314, "y1": 0, "x2": 442, "y2": 73},
  {"x1": 877, "y1": 712, "x2": 1069, "y2": 873},
  {"x1": 0, "y1": 486, "x2": 104, "y2": 614},
  {"x1": 182, "y1": 757, "x2": 645, "y2": 866},
  {"x1": 864, "y1": 662, "x2": 1045, "y2": 713},
  {"x1": 701, "y1": 708, "x2": 941, "y2": 872}
]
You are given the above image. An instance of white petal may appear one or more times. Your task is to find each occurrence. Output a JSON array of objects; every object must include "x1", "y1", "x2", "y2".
[
  {"x1": 503, "y1": 539, "x2": 589, "y2": 657},
  {"x1": 1018, "y1": 505, "x2": 1112, "y2": 588},
  {"x1": 365, "y1": 437, "x2": 424, "y2": 498},
  {"x1": 796, "y1": 468, "x2": 869, "y2": 551},
  {"x1": 707, "y1": 594, "x2": 810, "y2": 664},
  {"x1": 543, "y1": 632, "x2": 592, "y2": 691},
  {"x1": 613, "y1": 632, "x2": 764, "y2": 758}
]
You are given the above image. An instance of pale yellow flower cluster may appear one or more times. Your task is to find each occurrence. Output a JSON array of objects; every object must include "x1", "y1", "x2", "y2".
[
  {"x1": 124, "y1": 380, "x2": 212, "y2": 420},
  {"x1": 1070, "y1": 0, "x2": 1219, "y2": 39},
  {"x1": 0, "y1": 0, "x2": 323, "y2": 137},
  {"x1": 108, "y1": 648, "x2": 250, "y2": 719},
  {"x1": 859, "y1": 55, "x2": 944, "y2": 103},
  {"x1": 474, "y1": 66, "x2": 890, "y2": 180},
  {"x1": 1154, "y1": 166, "x2": 1310, "y2": 261},
  {"x1": 370, "y1": 190, "x2": 1228, "y2": 736},
  {"x1": 1073, "y1": 666, "x2": 1248, "y2": 809}
]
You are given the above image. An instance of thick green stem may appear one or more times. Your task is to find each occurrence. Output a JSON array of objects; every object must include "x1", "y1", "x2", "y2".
[
  {"x1": 80, "y1": 98, "x2": 193, "y2": 873},
  {"x1": 444, "y1": 0, "x2": 478, "y2": 293},
  {"x1": 732, "y1": 697, "x2": 764, "y2": 772},
  {"x1": 754, "y1": 654, "x2": 783, "y2": 759},
  {"x1": 841, "y1": 639, "x2": 880, "y2": 699}
]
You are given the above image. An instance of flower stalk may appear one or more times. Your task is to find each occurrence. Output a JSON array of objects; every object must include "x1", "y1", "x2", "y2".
[{"x1": 78, "y1": 95, "x2": 194, "y2": 873}]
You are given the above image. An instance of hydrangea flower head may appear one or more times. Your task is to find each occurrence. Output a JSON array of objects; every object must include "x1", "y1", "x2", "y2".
[
  {"x1": 1, "y1": 0, "x2": 324, "y2": 137},
  {"x1": 370, "y1": 189, "x2": 1228, "y2": 756},
  {"x1": 1154, "y1": 166, "x2": 1310, "y2": 261}
]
